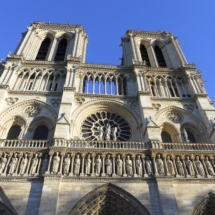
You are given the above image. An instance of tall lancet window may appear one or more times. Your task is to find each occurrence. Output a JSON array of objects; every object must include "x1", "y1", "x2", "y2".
[
  {"x1": 154, "y1": 46, "x2": 167, "y2": 67},
  {"x1": 140, "y1": 45, "x2": 150, "y2": 66},
  {"x1": 35, "y1": 38, "x2": 51, "y2": 60},
  {"x1": 54, "y1": 39, "x2": 68, "y2": 61}
]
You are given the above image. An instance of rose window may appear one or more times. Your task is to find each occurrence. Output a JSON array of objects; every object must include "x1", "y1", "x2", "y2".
[{"x1": 81, "y1": 112, "x2": 131, "y2": 141}]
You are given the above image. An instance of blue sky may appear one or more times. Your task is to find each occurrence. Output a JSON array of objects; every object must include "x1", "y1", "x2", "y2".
[{"x1": 1, "y1": 0, "x2": 215, "y2": 102}]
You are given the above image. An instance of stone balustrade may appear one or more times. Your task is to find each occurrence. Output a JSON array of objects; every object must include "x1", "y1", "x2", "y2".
[{"x1": 0, "y1": 140, "x2": 50, "y2": 148}]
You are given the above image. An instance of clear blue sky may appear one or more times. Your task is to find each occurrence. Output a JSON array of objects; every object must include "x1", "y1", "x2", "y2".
[{"x1": 1, "y1": 0, "x2": 215, "y2": 102}]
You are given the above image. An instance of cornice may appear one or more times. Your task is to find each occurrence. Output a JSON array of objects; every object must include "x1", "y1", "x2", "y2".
[
  {"x1": 0, "y1": 176, "x2": 43, "y2": 182},
  {"x1": 80, "y1": 63, "x2": 131, "y2": 71},
  {"x1": 23, "y1": 60, "x2": 66, "y2": 66},
  {"x1": 172, "y1": 178, "x2": 215, "y2": 183},
  {"x1": 150, "y1": 96, "x2": 193, "y2": 101},
  {"x1": 7, "y1": 89, "x2": 63, "y2": 96}
]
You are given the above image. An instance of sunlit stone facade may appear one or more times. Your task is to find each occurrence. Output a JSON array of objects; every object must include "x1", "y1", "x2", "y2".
[{"x1": 0, "y1": 22, "x2": 215, "y2": 215}]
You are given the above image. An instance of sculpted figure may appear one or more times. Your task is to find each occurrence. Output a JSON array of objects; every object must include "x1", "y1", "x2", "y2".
[
  {"x1": 18, "y1": 125, "x2": 25, "y2": 139},
  {"x1": 136, "y1": 155, "x2": 142, "y2": 176},
  {"x1": 145, "y1": 156, "x2": 153, "y2": 176},
  {"x1": 85, "y1": 154, "x2": 91, "y2": 175},
  {"x1": 63, "y1": 154, "x2": 71, "y2": 175},
  {"x1": 97, "y1": 126, "x2": 103, "y2": 141},
  {"x1": 185, "y1": 156, "x2": 195, "y2": 176},
  {"x1": 195, "y1": 156, "x2": 205, "y2": 176},
  {"x1": 176, "y1": 156, "x2": 184, "y2": 176},
  {"x1": 74, "y1": 155, "x2": 81, "y2": 175},
  {"x1": 116, "y1": 155, "x2": 123, "y2": 176},
  {"x1": 30, "y1": 154, "x2": 38, "y2": 175},
  {"x1": 112, "y1": 127, "x2": 117, "y2": 141},
  {"x1": 156, "y1": 154, "x2": 164, "y2": 175},
  {"x1": 183, "y1": 129, "x2": 189, "y2": 143},
  {"x1": 105, "y1": 155, "x2": 112, "y2": 175},
  {"x1": 105, "y1": 124, "x2": 111, "y2": 141},
  {"x1": 8, "y1": 153, "x2": 18, "y2": 175},
  {"x1": 51, "y1": 152, "x2": 60, "y2": 174},
  {"x1": 167, "y1": 156, "x2": 175, "y2": 176},
  {"x1": 41, "y1": 154, "x2": 49, "y2": 174},
  {"x1": 126, "y1": 155, "x2": 133, "y2": 176},
  {"x1": 205, "y1": 157, "x2": 214, "y2": 176},
  {"x1": 19, "y1": 154, "x2": 28, "y2": 175},
  {"x1": 95, "y1": 155, "x2": 102, "y2": 175},
  {"x1": 0, "y1": 153, "x2": 7, "y2": 174}
]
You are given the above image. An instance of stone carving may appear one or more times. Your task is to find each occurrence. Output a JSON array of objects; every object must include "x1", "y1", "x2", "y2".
[
  {"x1": 127, "y1": 101, "x2": 137, "y2": 109},
  {"x1": 41, "y1": 154, "x2": 49, "y2": 175},
  {"x1": 19, "y1": 154, "x2": 28, "y2": 175},
  {"x1": 126, "y1": 155, "x2": 133, "y2": 176},
  {"x1": 184, "y1": 104, "x2": 194, "y2": 112},
  {"x1": 95, "y1": 155, "x2": 102, "y2": 175},
  {"x1": 5, "y1": 97, "x2": 18, "y2": 105},
  {"x1": 105, "y1": 155, "x2": 112, "y2": 176},
  {"x1": 63, "y1": 154, "x2": 71, "y2": 175},
  {"x1": 74, "y1": 155, "x2": 81, "y2": 175},
  {"x1": 195, "y1": 156, "x2": 205, "y2": 176},
  {"x1": 182, "y1": 129, "x2": 189, "y2": 143},
  {"x1": 136, "y1": 155, "x2": 142, "y2": 176},
  {"x1": 97, "y1": 126, "x2": 104, "y2": 141},
  {"x1": 205, "y1": 157, "x2": 214, "y2": 176},
  {"x1": 24, "y1": 105, "x2": 41, "y2": 117},
  {"x1": 176, "y1": 156, "x2": 184, "y2": 176},
  {"x1": 18, "y1": 125, "x2": 25, "y2": 139},
  {"x1": 50, "y1": 99, "x2": 61, "y2": 107},
  {"x1": 112, "y1": 127, "x2": 117, "y2": 141},
  {"x1": 105, "y1": 124, "x2": 111, "y2": 141},
  {"x1": 156, "y1": 154, "x2": 165, "y2": 175},
  {"x1": 116, "y1": 155, "x2": 123, "y2": 176},
  {"x1": 167, "y1": 156, "x2": 175, "y2": 176},
  {"x1": 75, "y1": 98, "x2": 85, "y2": 106},
  {"x1": 8, "y1": 153, "x2": 18, "y2": 175},
  {"x1": 145, "y1": 156, "x2": 153, "y2": 176},
  {"x1": 166, "y1": 111, "x2": 183, "y2": 123},
  {"x1": 152, "y1": 103, "x2": 161, "y2": 111},
  {"x1": 0, "y1": 153, "x2": 7, "y2": 174},
  {"x1": 185, "y1": 156, "x2": 195, "y2": 176},
  {"x1": 51, "y1": 152, "x2": 60, "y2": 174},
  {"x1": 85, "y1": 154, "x2": 91, "y2": 175},
  {"x1": 30, "y1": 154, "x2": 38, "y2": 175}
]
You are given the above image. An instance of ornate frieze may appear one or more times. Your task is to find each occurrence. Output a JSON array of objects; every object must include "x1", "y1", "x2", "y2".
[
  {"x1": 166, "y1": 111, "x2": 183, "y2": 123},
  {"x1": 5, "y1": 97, "x2": 18, "y2": 105},
  {"x1": 23, "y1": 105, "x2": 42, "y2": 117}
]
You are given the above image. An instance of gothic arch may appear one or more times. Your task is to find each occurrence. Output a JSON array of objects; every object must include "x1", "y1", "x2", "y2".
[
  {"x1": 71, "y1": 99, "x2": 143, "y2": 141},
  {"x1": 0, "y1": 201, "x2": 16, "y2": 215},
  {"x1": 191, "y1": 192, "x2": 215, "y2": 215},
  {"x1": 160, "y1": 122, "x2": 181, "y2": 142},
  {"x1": 68, "y1": 183, "x2": 151, "y2": 215}
]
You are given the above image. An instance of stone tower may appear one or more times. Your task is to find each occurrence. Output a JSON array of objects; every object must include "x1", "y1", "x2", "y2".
[{"x1": 0, "y1": 22, "x2": 214, "y2": 215}]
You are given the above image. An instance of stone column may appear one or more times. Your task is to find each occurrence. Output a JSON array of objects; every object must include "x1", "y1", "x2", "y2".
[
  {"x1": 122, "y1": 155, "x2": 127, "y2": 177},
  {"x1": 1, "y1": 153, "x2": 12, "y2": 176},
  {"x1": 132, "y1": 154, "x2": 137, "y2": 177},
  {"x1": 91, "y1": 153, "x2": 95, "y2": 177},
  {"x1": 200, "y1": 155, "x2": 210, "y2": 178},
  {"x1": 112, "y1": 154, "x2": 116, "y2": 177},
  {"x1": 80, "y1": 153, "x2": 85, "y2": 177},
  {"x1": 14, "y1": 153, "x2": 23, "y2": 176},
  {"x1": 45, "y1": 152, "x2": 54, "y2": 174},
  {"x1": 58, "y1": 153, "x2": 65, "y2": 175},
  {"x1": 35, "y1": 153, "x2": 42, "y2": 177},
  {"x1": 69, "y1": 153, "x2": 75, "y2": 176},
  {"x1": 101, "y1": 154, "x2": 106, "y2": 177},
  {"x1": 191, "y1": 155, "x2": 199, "y2": 178},
  {"x1": 152, "y1": 154, "x2": 159, "y2": 177},
  {"x1": 171, "y1": 155, "x2": 179, "y2": 177},
  {"x1": 141, "y1": 155, "x2": 148, "y2": 177},
  {"x1": 163, "y1": 154, "x2": 171, "y2": 176},
  {"x1": 181, "y1": 156, "x2": 189, "y2": 178},
  {"x1": 24, "y1": 153, "x2": 32, "y2": 176}
]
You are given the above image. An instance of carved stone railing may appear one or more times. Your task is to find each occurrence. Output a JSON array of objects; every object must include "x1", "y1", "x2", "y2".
[
  {"x1": 0, "y1": 140, "x2": 50, "y2": 148},
  {"x1": 53, "y1": 139, "x2": 150, "y2": 150}
]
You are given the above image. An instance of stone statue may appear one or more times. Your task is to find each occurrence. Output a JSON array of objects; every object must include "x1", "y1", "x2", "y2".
[
  {"x1": 41, "y1": 154, "x2": 49, "y2": 174},
  {"x1": 145, "y1": 156, "x2": 153, "y2": 176},
  {"x1": 0, "y1": 153, "x2": 7, "y2": 174},
  {"x1": 167, "y1": 156, "x2": 175, "y2": 176},
  {"x1": 195, "y1": 156, "x2": 205, "y2": 176},
  {"x1": 183, "y1": 129, "x2": 189, "y2": 143},
  {"x1": 126, "y1": 155, "x2": 133, "y2": 176},
  {"x1": 18, "y1": 125, "x2": 25, "y2": 139},
  {"x1": 51, "y1": 152, "x2": 60, "y2": 174},
  {"x1": 205, "y1": 157, "x2": 214, "y2": 176},
  {"x1": 156, "y1": 154, "x2": 164, "y2": 175},
  {"x1": 112, "y1": 127, "x2": 117, "y2": 141},
  {"x1": 30, "y1": 154, "x2": 38, "y2": 175},
  {"x1": 176, "y1": 156, "x2": 184, "y2": 176},
  {"x1": 105, "y1": 124, "x2": 111, "y2": 141},
  {"x1": 185, "y1": 156, "x2": 195, "y2": 176},
  {"x1": 97, "y1": 126, "x2": 103, "y2": 141},
  {"x1": 19, "y1": 154, "x2": 28, "y2": 175},
  {"x1": 95, "y1": 155, "x2": 102, "y2": 175},
  {"x1": 63, "y1": 154, "x2": 71, "y2": 175},
  {"x1": 136, "y1": 155, "x2": 142, "y2": 176},
  {"x1": 85, "y1": 154, "x2": 91, "y2": 175},
  {"x1": 116, "y1": 155, "x2": 123, "y2": 176},
  {"x1": 8, "y1": 153, "x2": 18, "y2": 175},
  {"x1": 105, "y1": 155, "x2": 112, "y2": 175},
  {"x1": 74, "y1": 155, "x2": 81, "y2": 175}
]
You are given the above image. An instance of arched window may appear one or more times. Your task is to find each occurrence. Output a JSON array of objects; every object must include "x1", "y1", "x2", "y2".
[
  {"x1": 7, "y1": 125, "x2": 21, "y2": 139},
  {"x1": 33, "y1": 126, "x2": 49, "y2": 140},
  {"x1": 187, "y1": 131, "x2": 196, "y2": 143},
  {"x1": 154, "y1": 46, "x2": 167, "y2": 67},
  {"x1": 161, "y1": 131, "x2": 172, "y2": 143},
  {"x1": 140, "y1": 45, "x2": 150, "y2": 66},
  {"x1": 54, "y1": 39, "x2": 68, "y2": 61},
  {"x1": 36, "y1": 38, "x2": 51, "y2": 60}
]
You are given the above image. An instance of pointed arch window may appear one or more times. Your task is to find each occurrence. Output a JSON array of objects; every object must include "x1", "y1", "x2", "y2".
[
  {"x1": 154, "y1": 46, "x2": 167, "y2": 67},
  {"x1": 35, "y1": 38, "x2": 51, "y2": 60},
  {"x1": 140, "y1": 45, "x2": 150, "y2": 66},
  {"x1": 161, "y1": 131, "x2": 172, "y2": 143},
  {"x1": 7, "y1": 125, "x2": 21, "y2": 139},
  {"x1": 54, "y1": 39, "x2": 68, "y2": 61},
  {"x1": 33, "y1": 126, "x2": 49, "y2": 140},
  {"x1": 187, "y1": 131, "x2": 196, "y2": 143}
]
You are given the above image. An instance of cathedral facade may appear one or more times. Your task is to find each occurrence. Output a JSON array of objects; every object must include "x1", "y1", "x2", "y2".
[{"x1": 0, "y1": 22, "x2": 214, "y2": 215}]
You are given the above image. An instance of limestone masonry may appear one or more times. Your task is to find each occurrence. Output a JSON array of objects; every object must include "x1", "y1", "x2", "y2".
[{"x1": 0, "y1": 22, "x2": 214, "y2": 215}]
